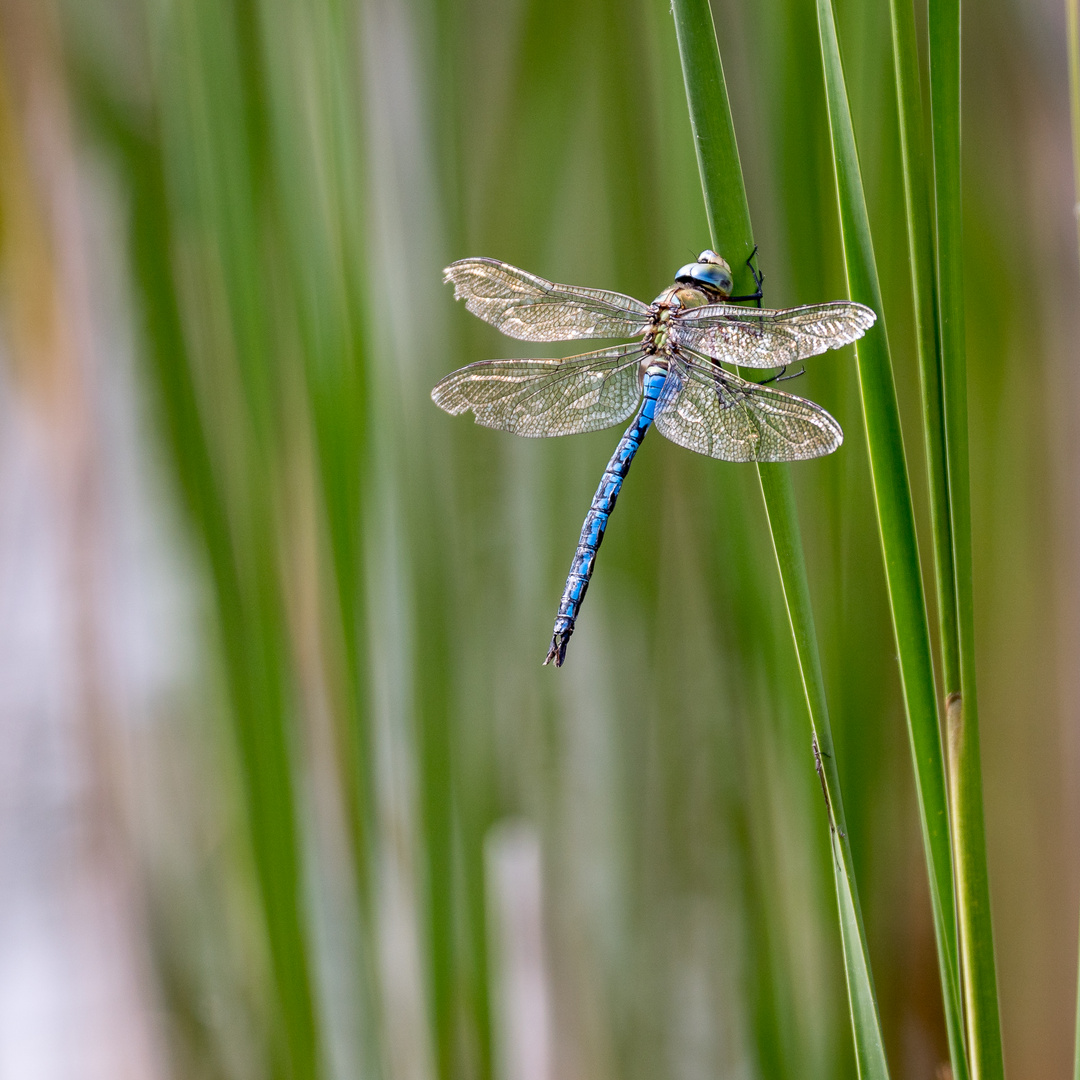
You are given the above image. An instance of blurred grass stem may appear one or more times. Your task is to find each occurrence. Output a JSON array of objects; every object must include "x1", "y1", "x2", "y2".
[{"x1": 1065, "y1": 4, "x2": 1080, "y2": 1076}]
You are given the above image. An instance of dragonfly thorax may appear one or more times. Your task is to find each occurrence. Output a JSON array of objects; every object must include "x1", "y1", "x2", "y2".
[
  {"x1": 644, "y1": 283, "x2": 713, "y2": 355},
  {"x1": 651, "y1": 283, "x2": 715, "y2": 310}
]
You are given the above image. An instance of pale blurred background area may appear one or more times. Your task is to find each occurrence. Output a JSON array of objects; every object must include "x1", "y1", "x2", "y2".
[{"x1": 0, "y1": 0, "x2": 1077, "y2": 1078}]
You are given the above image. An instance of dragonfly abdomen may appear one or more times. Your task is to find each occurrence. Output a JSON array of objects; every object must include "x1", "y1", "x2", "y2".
[{"x1": 544, "y1": 366, "x2": 667, "y2": 666}]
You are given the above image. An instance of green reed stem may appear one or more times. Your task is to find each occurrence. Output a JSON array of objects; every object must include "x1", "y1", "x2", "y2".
[
  {"x1": 928, "y1": 2, "x2": 1005, "y2": 1074},
  {"x1": 814, "y1": 3, "x2": 966, "y2": 1077},
  {"x1": 885, "y1": 1, "x2": 968, "y2": 1076},
  {"x1": 888, "y1": 0, "x2": 958, "y2": 700},
  {"x1": 672, "y1": 2, "x2": 889, "y2": 1074},
  {"x1": 1071, "y1": 4, "x2": 1080, "y2": 1072}
]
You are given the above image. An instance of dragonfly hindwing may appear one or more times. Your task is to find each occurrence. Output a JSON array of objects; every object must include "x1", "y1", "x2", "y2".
[
  {"x1": 431, "y1": 344, "x2": 644, "y2": 437},
  {"x1": 654, "y1": 353, "x2": 843, "y2": 462}
]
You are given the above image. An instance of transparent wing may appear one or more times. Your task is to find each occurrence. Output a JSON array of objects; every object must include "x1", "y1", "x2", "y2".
[
  {"x1": 671, "y1": 300, "x2": 876, "y2": 368},
  {"x1": 445, "y1": 258, "x2": 653, "y2": 342},
  {"x1": 431, "y1": 344, "x2": 644, "y2": 437},
  {"x1": 653, "y1": 351, "x2": 843, "y2": 462}
]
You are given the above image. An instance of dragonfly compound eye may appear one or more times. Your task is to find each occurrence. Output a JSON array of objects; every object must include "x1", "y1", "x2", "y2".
[{"x1": 674, "y1": 262, "x2": 732, "y2": 296}]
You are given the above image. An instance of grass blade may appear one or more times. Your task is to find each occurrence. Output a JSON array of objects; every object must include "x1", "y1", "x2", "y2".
[
  {"x1": 671, "y1": 3, "x2": 890, "y2": 1074},
  {"x1": 1071, "y1": 8, "x2": 1080, "y2": 1074},
  {"x1": 756, "y1": 470, "x2": 890, "y2": 1079},
  {"x1": 928, "y1": 2, "x2": 1006, "y2": 1074},
  {"x1": 885, "y1": 2, "x2": 968, "y2": 1077},
  {"x1": 814, "y1": 2, "x2": 966, "y2": 1077},
  {"x1": 887, "y1": 1, "x2": 958, "y2": 712},
  {"x1": 671, "y1": 0, "x2": 755, "y2": 276}
]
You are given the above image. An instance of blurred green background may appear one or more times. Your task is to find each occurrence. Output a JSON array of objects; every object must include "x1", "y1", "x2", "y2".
[{"x1": 0, "y1": 0, "x2": 1075, "y2": 1077}]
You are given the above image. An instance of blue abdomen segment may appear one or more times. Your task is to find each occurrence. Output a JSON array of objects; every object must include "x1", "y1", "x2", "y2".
[{"x1": 545, "y1": 367, "x2": 667, "y2": 666}]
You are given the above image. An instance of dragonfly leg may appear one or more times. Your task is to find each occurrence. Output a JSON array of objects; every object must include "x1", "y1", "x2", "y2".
[
  {"x1": 727, "y1": 246, "x2": 764, "y2": 304},
  {"x1": 754, "y1": 364, "x2": 805, "y2": 386},
  {"x1": 775, "y1": 364, "x2": 805, "y2": 383}
]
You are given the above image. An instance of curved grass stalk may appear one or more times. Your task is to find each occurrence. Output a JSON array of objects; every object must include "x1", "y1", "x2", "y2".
[{"x1": 671, "y1": 2, "x2": 889, "y2": 1074}]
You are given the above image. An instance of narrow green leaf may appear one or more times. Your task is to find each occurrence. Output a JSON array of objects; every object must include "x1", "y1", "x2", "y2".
[
  {"x1": 756, "y1": 467, "x2": 890, "y2": 1080},
  {"x1": 887, "y1": 0, "x2": 958, "y2": 696},
  {"x1": 885, "y1": 2, "x2": 968, "y2": 1077},
  {"x1": 929, "y1": 1, "x2": 1005, "y2": 1075},
  {"x1": 1071, "y1": 8, "x2": 1080, "y2": 1075},
  {"x1": 814, "y1": 2, "x2": 963, "y2": 1077},
  {"x1": 671, "y1": 3, "x2": 890, "y2": 1075},
  {"x1": 671, "y1": 0, "x2": 755, "y2": 282}
]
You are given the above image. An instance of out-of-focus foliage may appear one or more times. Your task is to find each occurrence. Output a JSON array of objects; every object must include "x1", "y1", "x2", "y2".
[{"x1": 0, "y1": 0, "x2": 1075, "y2": 1078}]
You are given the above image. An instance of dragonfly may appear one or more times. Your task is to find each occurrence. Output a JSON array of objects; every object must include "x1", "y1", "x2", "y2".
[{"x1": 432, "y1": 251, "x2": 876, "y2": 667}]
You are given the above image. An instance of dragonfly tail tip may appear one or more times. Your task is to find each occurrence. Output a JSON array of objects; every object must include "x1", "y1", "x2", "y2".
[{"x1": 544, "y1": 630, "x2": 570, "y2": 667}]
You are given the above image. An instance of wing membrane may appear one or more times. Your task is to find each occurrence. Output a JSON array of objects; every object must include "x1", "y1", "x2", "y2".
[
  {"x1": 445, "y1": 258, "x2": 652, "y2": 342},
  {"x1": 671, "y1": 300, "x2": 876, "y2": 368},
  {"x1": 654, "y1": 352, "x2": 843, "y2": 462},
  {"x1": 431, "y1": 344, "x2": 643, "y2": 437}
]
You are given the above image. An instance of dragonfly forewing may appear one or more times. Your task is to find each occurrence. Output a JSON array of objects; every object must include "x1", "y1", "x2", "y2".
[
  {"x1": 653, "y1": 351, "x2": 843, "y2": 462},
  {"x1": 671, "y1": 300, "x2": 876, "y2": 368},
  {"x1": 431, "y1": 344, "x2": 645, "y2": 437},
  {"x1": 445, "y1": 259, "x2": 653, "y2": 342}
]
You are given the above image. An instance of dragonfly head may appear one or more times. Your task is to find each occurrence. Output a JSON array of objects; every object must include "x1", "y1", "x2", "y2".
[{"x1": 674, "y1": 251, "x2": 734, "y2": 298}]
